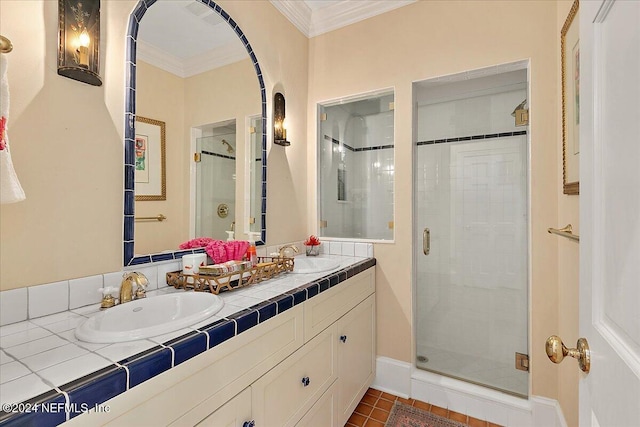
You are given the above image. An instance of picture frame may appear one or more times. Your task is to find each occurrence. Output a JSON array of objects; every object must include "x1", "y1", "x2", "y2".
[
  {"x1": 561, "y1": 0, "x2": 580, "y2": 195},
  {"x1": 135, "y1": 116, "x2": 166, "y2": 201}
]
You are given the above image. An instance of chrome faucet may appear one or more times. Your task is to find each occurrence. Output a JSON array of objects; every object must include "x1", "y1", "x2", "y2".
[
  {"x1": 119, "y1": 272, "x2": 149, "y2": 304},
  {"x1": 278, "y1": 244, "x2": 299, "y2": 258}
]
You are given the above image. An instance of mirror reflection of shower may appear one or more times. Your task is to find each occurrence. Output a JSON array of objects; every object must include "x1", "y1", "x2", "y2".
[
  {"x1": 317, "y1": 90, "x2": 395, "y2": 240},
  {"x1": 194, "y1": 120, "x2": 236, "y2": 240}
]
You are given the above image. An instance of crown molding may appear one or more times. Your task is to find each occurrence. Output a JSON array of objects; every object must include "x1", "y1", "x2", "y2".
[
  {"x1": 137, "y1": 40, "x2": 248, "y2": 78},
  {"x1": 270, "y1": 0, "x2": 416, "y2": 38}
]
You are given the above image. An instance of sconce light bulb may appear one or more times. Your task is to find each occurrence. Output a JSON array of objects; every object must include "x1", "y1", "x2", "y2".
[{"x1": 79, "y1": 30, "x2": 90, "y2": 48}]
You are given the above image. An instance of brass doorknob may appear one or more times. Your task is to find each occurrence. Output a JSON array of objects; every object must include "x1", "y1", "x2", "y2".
[{"x1": 545, "y1": 335, "x2": 590, "y2": 373}]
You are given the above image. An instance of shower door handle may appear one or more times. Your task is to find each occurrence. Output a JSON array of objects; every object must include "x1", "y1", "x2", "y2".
[{"x1": 423, "y1": 228, "x2": 430, "y2": 255}]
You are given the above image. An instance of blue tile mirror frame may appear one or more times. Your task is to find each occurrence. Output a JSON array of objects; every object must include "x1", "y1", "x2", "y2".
[{"x1": 123, "y1": 0, "x2": 267, "y2": 266}]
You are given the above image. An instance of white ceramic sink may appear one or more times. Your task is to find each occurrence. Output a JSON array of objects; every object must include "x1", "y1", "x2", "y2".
[
  {"x1": 75, "y1": 292, "x2": 224, "y2": 343},
  {"x1": 291, "y1": 257, "x2": 340, "y2": 274}
]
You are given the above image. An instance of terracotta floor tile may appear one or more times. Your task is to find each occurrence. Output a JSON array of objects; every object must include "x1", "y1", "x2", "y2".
[
  {"x1": 369, "y1": 408, "x2": 390, "y2": 422},
  {"x1": 449, "y1": 410, "x2": 468, "y2": 423},
  {"x1": 355, "y1": 402, "x2": 374, "y2": 416},
  {"x1": 375, "y1": 398, "x2": 394, "y2": 411},
  {"x1": 430, "y1": 404, "x2": 448, "y2": 418},
  {"x1": 366, "y1": 388, "x2": 382, "y2": 397},
  {"x1": 412, "y1": 400, "x2": 431, "y2": 412},
  {"x1": 468, "y1": 416, "x2": 488, "y2": 427},
  {"x1": 380, "y1": 392, "x2": 397, "y2": 401},
  {"x1": 361, "y1": 394, "x2": 378, "y2": 406},
  {"x1": 352, "y1": 388, "x2": 493, "y2": 427},
  {"x1": 347, "y1": 412, "x2": 367, "y2": 427},
  {"x1": 396, "y1": 396, "x2": 415, "y2": 406}
]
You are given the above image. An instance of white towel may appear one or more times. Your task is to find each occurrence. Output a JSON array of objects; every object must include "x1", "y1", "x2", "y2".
[{"x1": 0, "y1": 54, "x2": 26, "y2": 204}]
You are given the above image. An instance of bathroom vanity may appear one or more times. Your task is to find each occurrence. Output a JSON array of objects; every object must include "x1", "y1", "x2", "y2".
[
  {"x1": 0, "y1": 255, "x2": 375, "y2": 427},
  {"x1": 71, "y1": 264, "x2": 375, "y2": 426}
]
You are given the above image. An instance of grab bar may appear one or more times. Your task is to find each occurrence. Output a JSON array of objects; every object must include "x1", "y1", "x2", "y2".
[
  {"x1": 135, "y1": 214, "x2": 166, "y2": 222},
  {"x1": 548, "y1": 224, "x2": 579, "y2": 242}
]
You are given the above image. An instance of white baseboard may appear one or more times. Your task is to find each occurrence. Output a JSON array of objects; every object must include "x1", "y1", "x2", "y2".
[{"x1": 372, "y1": 356, "x2": 567, "y2": 427}]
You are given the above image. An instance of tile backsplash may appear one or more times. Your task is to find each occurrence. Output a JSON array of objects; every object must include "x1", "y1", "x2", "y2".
[{"x1": 0, "y1": 239, "x2": 373, "y2": 327}]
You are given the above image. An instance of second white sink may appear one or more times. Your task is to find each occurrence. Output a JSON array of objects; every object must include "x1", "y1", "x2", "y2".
[
  {"x1": 75, "y1": 292, "x2": 224, "y2": 343},
  {"x1": 290, "y1": 257, "x2": 340, "y2": 274}
]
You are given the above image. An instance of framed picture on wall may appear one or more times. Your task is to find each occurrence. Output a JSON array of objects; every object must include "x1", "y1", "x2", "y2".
[
  {"x1": 561, "y1": 0, "x2": 579, "y2": 195},
  {"x1": 135, "y1": 116, "x2": 166, "y2": 201}
]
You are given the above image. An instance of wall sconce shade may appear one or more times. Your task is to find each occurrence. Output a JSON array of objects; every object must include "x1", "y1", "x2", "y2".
[
  {"x1": 273, "y1": 92, "x2": 290, "y2": 146},
  {"x1": 57, "y1": 0, "x2": 102, "y2": 86}
]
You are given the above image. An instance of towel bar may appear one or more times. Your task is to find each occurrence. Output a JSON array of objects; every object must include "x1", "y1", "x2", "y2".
[
  {"x1": 135, "y1": 214, "x2": 166, "y2": 222},
  {"x1": 548, "y1": 224, "x2": 579, "y2": 242}
]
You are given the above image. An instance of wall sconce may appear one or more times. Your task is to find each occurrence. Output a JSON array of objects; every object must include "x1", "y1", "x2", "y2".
[
  {"x1": 273, "y1": 92, "x2": 290, "y2": 146},
  {"x1": 57, "y1": 0, "x2": 102, "y2": 86}
]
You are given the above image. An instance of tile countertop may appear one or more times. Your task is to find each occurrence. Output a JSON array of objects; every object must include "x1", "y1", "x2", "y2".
[{"x1": 0, "y1": 254, "x2": 376, "y2": 426}]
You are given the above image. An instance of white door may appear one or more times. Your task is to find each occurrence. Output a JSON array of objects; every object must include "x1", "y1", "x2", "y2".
[{"x1": 580, "y1": 1, "x2": 640, "y2": 426}]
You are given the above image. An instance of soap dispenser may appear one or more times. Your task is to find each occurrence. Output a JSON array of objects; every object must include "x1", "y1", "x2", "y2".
[{"x1": 246, "y1": 232, "x2": 261, "y2": 267}]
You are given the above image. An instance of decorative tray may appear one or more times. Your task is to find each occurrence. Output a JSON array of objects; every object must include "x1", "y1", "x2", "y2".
[{"x1": 166, "y1": 257, "x2": 295, "y2": 294}]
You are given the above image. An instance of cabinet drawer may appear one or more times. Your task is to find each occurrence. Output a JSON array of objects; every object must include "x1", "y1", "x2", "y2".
[
  {"x1": 304, "y1": 267, "x2": 374, "y2": 342},
  {"x1": 296, "y1": 381, "x2": 338, "y2": 427},
  {"x1": 252, "y1": 323, "x2": 338, "y2": 427},
  {"x1": 195, "y1": 387, "x2": 252, "y2": 427}
]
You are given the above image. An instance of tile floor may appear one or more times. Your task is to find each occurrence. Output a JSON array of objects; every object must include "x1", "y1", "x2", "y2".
[{"x1": 347, "y1": 388, "x2": 502, "y2": 427}]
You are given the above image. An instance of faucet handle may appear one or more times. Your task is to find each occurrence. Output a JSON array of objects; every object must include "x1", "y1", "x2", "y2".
[{"x1": 132, "y1": 272, "x2": 149, "y2": 299}]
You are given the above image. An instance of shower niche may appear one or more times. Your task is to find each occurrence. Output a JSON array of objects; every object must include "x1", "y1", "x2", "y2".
[
  {"x1": 413, "y1": 64, "x2": 530, "y2": 397},
  {"x1": 317, "y1": 90, "x2": 395, "y2": 241}
]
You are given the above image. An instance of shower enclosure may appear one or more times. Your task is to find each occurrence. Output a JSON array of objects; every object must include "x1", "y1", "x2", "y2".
[
  {"x1": 413, "y1": 66, "x2": 529, "y2": 397},
  {"x1": 317, "y1": 91, "x2": 395, "y2": 241},
  {"x1": 195, "y1": 121, "x2": 236, "y2": 239}
]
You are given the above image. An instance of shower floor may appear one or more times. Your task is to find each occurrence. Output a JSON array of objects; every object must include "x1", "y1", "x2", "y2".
[{"x1": 416, "y1": 346, "x2": 528, "y2": 397}]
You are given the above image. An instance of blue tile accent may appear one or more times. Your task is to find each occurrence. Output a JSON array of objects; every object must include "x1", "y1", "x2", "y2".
[
  {"x1": 229, "y1": 309, "x2": 259, "y2": 334},
  {"x1": 126, "y1": 16, "x2": 138, "y2": 40},
  {"x1": 126, "y1": 87, "x2": 136, "y2": 114},
  {"x1": 228, "y1": 17, "x2": 237, "y2": 29},
  {"x1": 124, "y1": 114, "x2": 135, "y2": 141},
  {"x1": 174, "y1": 250, "x2": 195, "y2": 259},
  {"x1": 271, "y1": 294, "x2": 293, "y2": 313},
  {"x1": 125, "y1": 36, "x2": 136, "y2": 63},
  {"x1": 62, "y1": 366, "x2": 127, "y2": 419},
  {"x1": 202, "y1": 319, "x2": 236, "y2": 348},
  {"x1": 252, "y1": 301, "x2": 276, "y2": 323},
  {"x1": 329, "y1": 275, "x2": 340, "y2": 287},
  {"x1": 151, "y1": 253, "x2": 174, "y2": 263},
  {"x1": 193, "y1": 248, "x2": 206, "y2": 254},
  {"x1": 214, "y1": 3, "x2": 222, "y2": 13},
  {"x1": 144, "y1": 0, "x2": 157, "y2": 7},
  {"x1": 124, "y1": 242, "x2": 134, "y2": 265},
  {"x1": 132, "y1": 1, "x2": 147, "y2": 21},
  {"x1": 220, "y1": 8, "x2": 229, "y2": 20},
  {"x1": 121, "y1": 347, "x2": 172, "y2": 388},
  {"x1": 124, "y1": 190, "x2": 134, "y2": 215},
  {"x1": 124, "y1": 216, "x2": 134, "y2": 241},
  {"x1": 305, "y1": 282, "x2": 319, "y2": 299},
  {"x1": 129, "y1": 255, "x2": 152, "y2": 266},
  {"x1": 124, "y1": 139, "x2": 135, "y2": 165},
  {"x1": 318, "y1": 278, "x2": 330, "y2": 292},
  {"x1": 0, "y1": 390, "x2": 67, "y2": 426},
  {"x1": 291, "y1": 289, "x2": 307, "y2": 306},
  {"x1": 125, "y1": 165, "x2": 135, "y2": 191},
  {"x1": 168, "y1": 332, "x2": 207, "y2": 366}
]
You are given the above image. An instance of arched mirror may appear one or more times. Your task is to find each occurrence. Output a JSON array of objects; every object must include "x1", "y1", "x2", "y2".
[{"x1": 124, "y1": 0, "x2": 267, "y2": 266}]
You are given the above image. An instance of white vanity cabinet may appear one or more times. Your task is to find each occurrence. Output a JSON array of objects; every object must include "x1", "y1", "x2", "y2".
[{"x1": 65, "y1": 266, "x2": 375, "y2": 427}]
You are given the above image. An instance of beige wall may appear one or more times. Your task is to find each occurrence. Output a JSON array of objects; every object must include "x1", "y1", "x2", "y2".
[
  {"x1": 556, "y1": 2, "x2": 581, "y2": 425},
  {"x1": 134, "y1": 61, "x2": 186, "y2": 255},
  {"x1": 0, "y1": 0, "x2": 308, "y2": 289},
  {"x1": 307, "y1": 0, "x2": 560, "y2": 400}
]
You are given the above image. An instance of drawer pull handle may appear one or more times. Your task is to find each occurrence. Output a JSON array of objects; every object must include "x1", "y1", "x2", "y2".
[
  {"x1": 243, "y1": 422, "x2": 255, "y2": 427},
  {"x1": 340, "y1": 335, "x2": 347, "y2": 343},
  {"x1": 301, "y1": 376, "x2": 310, "y2": 387}
]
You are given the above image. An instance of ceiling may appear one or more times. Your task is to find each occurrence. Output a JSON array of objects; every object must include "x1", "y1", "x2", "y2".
[{"x1": 137, "y1": 0, "x2": 416, "y2": 77}]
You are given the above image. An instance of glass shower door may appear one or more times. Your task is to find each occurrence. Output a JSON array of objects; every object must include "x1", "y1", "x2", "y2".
[{"x1": 414, "y1": 136, "x2": 529, "y2": 397}]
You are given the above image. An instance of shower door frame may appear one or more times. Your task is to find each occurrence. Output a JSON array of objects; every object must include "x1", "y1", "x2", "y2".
[{"x1": 410, "y1": 61, "x2": 533, "y2": 399}]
